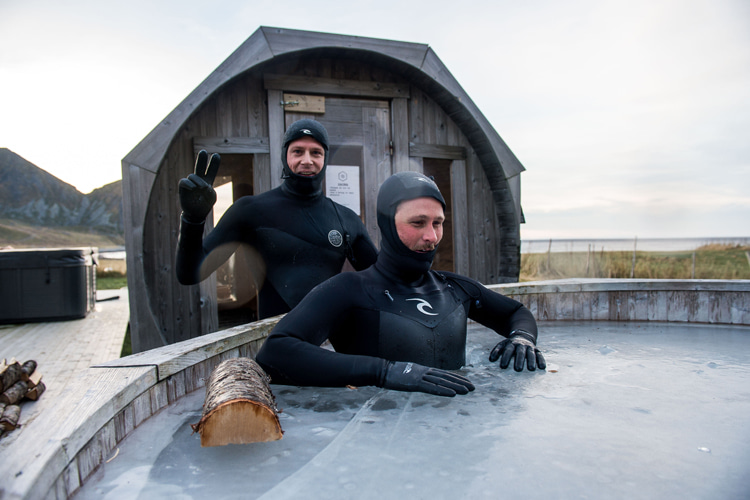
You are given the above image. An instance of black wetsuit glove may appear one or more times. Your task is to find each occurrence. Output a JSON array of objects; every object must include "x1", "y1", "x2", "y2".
[
  {"x1": 382, "y1": 361, "x2": 475, "y2": 397},
  {"x1": 178, "y1": 150, "x2": 221, "y2": 223},
  {"x1": 489, "y1": 330, "x2": 546, "y2": 372}
]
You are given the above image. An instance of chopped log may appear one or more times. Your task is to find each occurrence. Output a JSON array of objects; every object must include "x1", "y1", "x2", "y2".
[
  {"x1": 0, "y1": 404, "x2": 21, "y2": 432},
  {"x1": 0, "y1": 361, "x2": 23, "y2": 394},
  {"x1": 1, "y1": 380, "x2": 29, "y2": 405},
  {"x1": 191, "y1": 358, "x2": 283, "y2": 447},
  {"x1": 27, "y1": 370, "x2": 43, "y2": 388},
  {"x1": 21, "y1": 360, "x2": 37, "y2": 377},
  {"x1": 25, "y1": 380, "x2": 46, "y2": 401}
]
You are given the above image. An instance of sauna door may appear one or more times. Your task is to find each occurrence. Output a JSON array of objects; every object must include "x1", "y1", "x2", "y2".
[{"x1": 285, "y1": 97, "x2": 392, "y2": 248}]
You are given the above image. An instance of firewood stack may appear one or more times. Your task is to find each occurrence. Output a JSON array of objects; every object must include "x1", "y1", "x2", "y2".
[{"x1": 0, "y1": 358, "x2": 45, "y2": 438}]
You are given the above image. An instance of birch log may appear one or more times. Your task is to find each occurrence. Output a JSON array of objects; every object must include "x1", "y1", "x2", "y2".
[
  {"x1": 0, "y1": 404, "x2": 21, "y2": 432},
  {"x1": 0, "y1": 361, "x2": 23, "y2": 393},
  {"x1": 191, "y1": 358, "x2": 283, "y2": 447}
]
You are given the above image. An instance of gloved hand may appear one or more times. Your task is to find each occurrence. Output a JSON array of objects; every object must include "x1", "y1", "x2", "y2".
[
  {"x1": 383, "y1": 361, "x2": 475, "y2": 397},
  {"x1": 178, "y1": 150, "x2": 221, "y2": 223},
  {"x1": 489, "y1": 330, "x2": 546, "y2": 372}
]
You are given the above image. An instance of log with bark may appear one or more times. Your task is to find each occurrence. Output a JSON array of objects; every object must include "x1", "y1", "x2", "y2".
[
  {"x1": 0, "y1": 404, "x2": 21, "y2": 432},
  {"x1": 21, "y1": 360, "x2": 37, "y2": 378},
  {"x1": 191, "y1": 358, "x2": 283, "y2": 447},
  {"x1": 0, "y1": 360, "x2": 23, "y2": 393},
  {"x1": 25, "y1": 380, "x2": 46, "y2": 401},
  {"x1": 1, "y1": 380, "x2": 29, "y2": 405}
]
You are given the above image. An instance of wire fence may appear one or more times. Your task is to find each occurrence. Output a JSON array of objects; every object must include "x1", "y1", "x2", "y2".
[{"x1": 520, "y1": 240, "x2": 750, "y2": 281}]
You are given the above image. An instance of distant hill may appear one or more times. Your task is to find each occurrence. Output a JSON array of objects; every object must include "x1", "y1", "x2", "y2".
[{"x1": 0, "y1": 148, "x2": 124, "y2": 248}]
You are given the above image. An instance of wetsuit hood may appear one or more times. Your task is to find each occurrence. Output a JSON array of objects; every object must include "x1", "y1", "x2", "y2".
[
  {"x1": 281, "y1": 119, "x2": 329, "y2": 198},
  {"x1": 376, "y1": 172, "x2": 446, "y2": 283}
]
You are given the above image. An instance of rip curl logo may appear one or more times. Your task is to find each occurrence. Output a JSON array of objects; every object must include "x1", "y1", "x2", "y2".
[
  {"x1": 406, "y1": 298, "x2": 438, "y2": 316},
  {"x1": 301, "y1": 129, "x2": 312, "y2": 135},
  {"x1": 328, "y1": 229, "x2": 343, "y2": 247}
]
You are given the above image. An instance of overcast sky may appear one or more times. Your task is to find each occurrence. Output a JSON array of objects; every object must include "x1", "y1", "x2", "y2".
[{"x1": 1, "y1": 0, "x2": 748, "y2": 239}]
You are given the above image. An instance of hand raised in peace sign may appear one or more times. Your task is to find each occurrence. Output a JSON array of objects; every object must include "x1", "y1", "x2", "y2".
[{"x1": 178, "y1": 150, "x2": 221, "y2": 223}]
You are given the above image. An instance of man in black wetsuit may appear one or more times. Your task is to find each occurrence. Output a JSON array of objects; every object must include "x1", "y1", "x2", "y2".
[
  {"x1": 175, "y1": 119, "x2": 378, "y2": 319},
  {"x1": 256, "y1": 171, "x2": 545, "y2": 397}
]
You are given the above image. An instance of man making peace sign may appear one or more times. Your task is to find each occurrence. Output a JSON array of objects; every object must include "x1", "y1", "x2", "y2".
[{"x1": 175, "y1": 119, "x2": 378, "y2": 320}]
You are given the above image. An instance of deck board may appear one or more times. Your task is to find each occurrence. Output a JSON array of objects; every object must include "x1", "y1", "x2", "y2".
[{"x1": 0, "y1": 287, "x2": 129, "y2": 444}]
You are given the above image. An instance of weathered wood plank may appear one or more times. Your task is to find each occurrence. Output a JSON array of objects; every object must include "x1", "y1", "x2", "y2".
[
  {"x1": 193, "y1": 137, "x2": 270, "y2": 154},
  {"x1": 149, "y1": 382, "x2": 169, "y2": 415},
  {"x1": 391, "y1": 97, "x2": 410, "y2": 173},
  {"x1": 409, "y1": 143, "x2": 466, "y2": 160},
  {"x1": 132, "y1": 390, "x2": 152, "y2": 428},
  {"x1": 489, "y1": 279, "x2": 750, "y2": 325},
  {"x1": 282, "y1": 93, "x2": 326, "y2": 114},
  {"x1": 451, "y1": 159, "x2": 469, "y2": 275},
  {"x1": 95, "y1": 316, "x2": 280, "y2": 380},
  {"x1": 167, "y1": 370, "x2": 187, "y2": 404},
  {"x1": 264, "y1": 73, "x2": 410, "y2": 99},
  {"x1": 267, "y1": 89, "x2": 284, "y2": 189},
  {"x1": 362, "y1": 105, "x2": 392, "y2": 247}
]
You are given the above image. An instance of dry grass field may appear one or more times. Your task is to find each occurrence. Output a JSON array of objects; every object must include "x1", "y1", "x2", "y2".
[{"x1": 520, "y1": 243, "x2": 750, "y2": 281}]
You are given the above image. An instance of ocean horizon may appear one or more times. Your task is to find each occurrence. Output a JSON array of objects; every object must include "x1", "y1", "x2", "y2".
[
  {"x1": 99, "y1": 237, "x2": 750, "y2": 259},
  {"x1": 521, "y1": 236, "x2": 750, "y2": 254}
]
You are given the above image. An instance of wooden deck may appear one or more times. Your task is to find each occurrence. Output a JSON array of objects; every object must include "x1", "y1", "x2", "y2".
[{"x1": 0, "y1": 287, "x2": 129, "y2": 443}]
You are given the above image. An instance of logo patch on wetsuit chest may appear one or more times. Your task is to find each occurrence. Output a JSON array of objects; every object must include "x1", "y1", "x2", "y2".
[
  {"x1": 328, "y1": 229, "x2": 343, "y2": 247},
  {"x1": 406, "y1": 298, "x2": 438, "y2": 316}
]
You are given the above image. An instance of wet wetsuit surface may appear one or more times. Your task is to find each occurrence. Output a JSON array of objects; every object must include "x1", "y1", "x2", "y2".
[
  {"x1": 256, "y1": 261, "x2": 537, "y2": 387},
  {"x1": 176, "y1": 184, "x2": 378, "y2": 319}
]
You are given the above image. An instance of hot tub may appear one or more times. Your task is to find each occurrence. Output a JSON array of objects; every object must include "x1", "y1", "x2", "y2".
[
  {"x1": 74, "y1": 320, "x2": 750, "y2": 499},
  {"x1": 0, "y1": 247, "x2": 96, "y2": 324}
]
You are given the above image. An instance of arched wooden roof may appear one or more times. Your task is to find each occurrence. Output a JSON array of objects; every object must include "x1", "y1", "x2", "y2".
[{"x1": 123, "y1": 26, "x2": 525, "y2": 206}]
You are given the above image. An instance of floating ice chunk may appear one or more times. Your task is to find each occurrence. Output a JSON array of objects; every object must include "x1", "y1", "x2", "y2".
[{"x1": 598, "y1": 345, "x2": 617, "y2": 355}]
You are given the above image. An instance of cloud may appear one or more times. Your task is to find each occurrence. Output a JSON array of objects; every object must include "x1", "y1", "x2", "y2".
[{"x1": 1, "y1": 0, "x2": 748, "y2": 238}]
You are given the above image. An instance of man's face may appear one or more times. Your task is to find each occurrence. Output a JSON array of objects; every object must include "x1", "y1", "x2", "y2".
[
  {"x1": 394, "y1": 197, "x2": 445, "y2": 253},
  {"x1": 286, "y1": 136, "x2": 325, "y2": 176}
]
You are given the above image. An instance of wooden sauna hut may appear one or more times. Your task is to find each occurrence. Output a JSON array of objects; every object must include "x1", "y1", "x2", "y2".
[{"x1": 122, "y1": 26, "x2": 528, "y2": 353}]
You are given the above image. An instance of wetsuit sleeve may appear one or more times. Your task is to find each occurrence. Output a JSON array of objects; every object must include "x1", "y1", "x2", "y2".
[
  {"x1": 175, "y1": 198, "x2": 247, "y2": 285},
  {"x1": 350, "y1": 231, "x2": 378, "y2": 270},
  {"x1": 444, "y1": 273, "x2": 538, "y2": 343},
  {"x1": 256, "y1": 275, "x2": 388, "y2": 388},
  {"x1": 338, "y1": 208, "x2": 377, "y2": 271}
]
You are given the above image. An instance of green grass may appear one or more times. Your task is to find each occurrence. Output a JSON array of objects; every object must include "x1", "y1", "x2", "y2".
[
  {"x1": 520, "y1": 244, "x2": 750, "y2": 281},
  {"x1": 97, "y1": 273, "x2": 128, "y2": 290}
]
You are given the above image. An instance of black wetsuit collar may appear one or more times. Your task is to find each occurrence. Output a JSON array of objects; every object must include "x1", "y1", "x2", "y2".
[
  {"x1": 374, "y1": 237, "x2": 435, "y2": 286},
  {"x1": 280, "y1": 170, "x2": 325, "y2": 200}
]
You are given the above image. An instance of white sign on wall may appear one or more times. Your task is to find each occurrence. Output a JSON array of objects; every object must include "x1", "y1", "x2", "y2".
[{"x1": 326, "y1": 165, "x2": 361, "y2": 215}]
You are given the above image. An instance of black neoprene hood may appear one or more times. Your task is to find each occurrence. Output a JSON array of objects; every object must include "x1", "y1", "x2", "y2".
[
  {"x1": 376, "y1": 171, "x2": 446, "y2": 280},
  {"x1": 280, "y1": 119, "x2": 330, "y2": 197}
]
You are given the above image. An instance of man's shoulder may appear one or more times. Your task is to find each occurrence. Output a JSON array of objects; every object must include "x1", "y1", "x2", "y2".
[
  {"x1": 327, "y1": 199, "x2": 367, "y2": 227},
  {"x1": 432, "y1": 270, "x2": 483, "y2": 288},
  {"x1": 308, "y1": 270, "x2": 366, "y2": 298}
]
